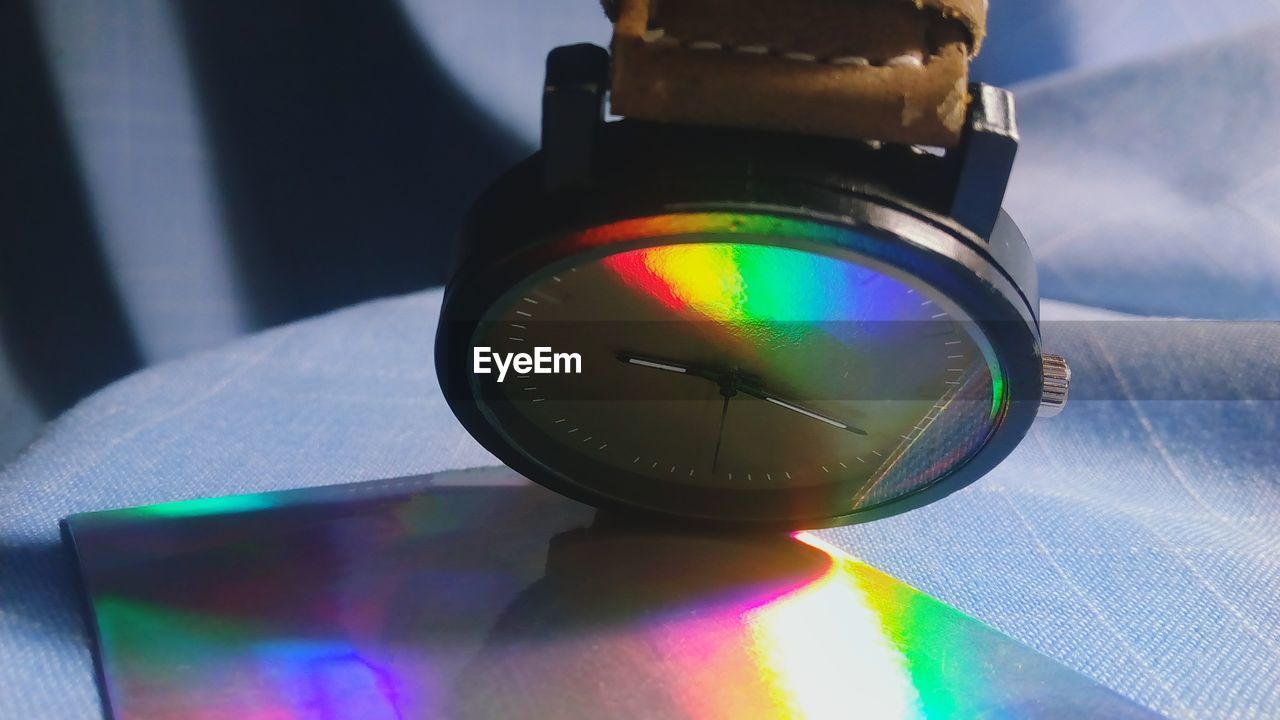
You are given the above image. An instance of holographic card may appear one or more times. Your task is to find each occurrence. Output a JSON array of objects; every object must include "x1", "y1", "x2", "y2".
[{"x1": 66, "y1": 468, "x2": 1159, "y2": 719}]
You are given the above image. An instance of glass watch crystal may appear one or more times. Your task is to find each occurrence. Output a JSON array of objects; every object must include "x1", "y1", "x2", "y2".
[{"x1": 468, "y1": 213, "x2": 1008, "y2": 521}]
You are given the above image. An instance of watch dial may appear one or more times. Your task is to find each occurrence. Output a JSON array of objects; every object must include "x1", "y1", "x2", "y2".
[{"x1": 470, "y1": 215, "x2": 1006, "y2": 521}]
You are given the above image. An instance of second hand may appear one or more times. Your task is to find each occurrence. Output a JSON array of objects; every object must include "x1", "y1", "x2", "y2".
[{"x1": 711, "y1": 380, "x2": 736, "y2": 473}]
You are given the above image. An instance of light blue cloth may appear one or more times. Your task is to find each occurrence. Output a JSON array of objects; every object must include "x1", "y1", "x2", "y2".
[{"x1": 6, "y1": 5, "x2": 1280, "y2": 720}]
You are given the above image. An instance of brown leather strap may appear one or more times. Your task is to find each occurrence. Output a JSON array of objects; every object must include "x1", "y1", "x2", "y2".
[{"x1": 605, "y1": 0, "x2": 988, "y2": 146}]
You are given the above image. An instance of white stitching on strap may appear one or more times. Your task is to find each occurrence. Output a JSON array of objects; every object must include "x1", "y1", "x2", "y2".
[{"x1": 642, "y1": 27, "x2": 929, "y2": 68}]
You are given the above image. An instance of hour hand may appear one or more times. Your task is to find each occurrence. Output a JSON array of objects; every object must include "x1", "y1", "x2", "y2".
[
  {"x1": 617, "y1": 352, "x2": 693, "y2": 375},
  {"x1": 616, "y1": 352, "x2": 720, "y2": 382}
]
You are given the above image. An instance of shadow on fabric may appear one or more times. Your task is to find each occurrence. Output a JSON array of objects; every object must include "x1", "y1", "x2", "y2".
[
  {"x1": 173, "y1": 0, "x2": 525, "y2": 329},
  {"x1": 971, "y1": 0, "x2": 1074, "y2": 87},
  {"x1": 0, "y1": 0, "x2": 526, "y2": 456},
  {"x1": 0, "y1": 0, "x2": 144, "y2": 431}
]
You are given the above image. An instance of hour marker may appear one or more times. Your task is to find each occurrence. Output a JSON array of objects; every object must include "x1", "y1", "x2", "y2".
[
  {"x1": 945, "y1": 381, "x2": 960, "y2": 385},
  {"x1": 510, "y1": 324, "x2": 526, "y2": 329},
  {"x1": 728, "y1": 473, "x2": 733, "y2": 480},
  {"x1": 633, "y1": 457, "x2": 640, "y2": 463},
  {"x1": 554, "y1": 418, "x2": 566, "y2": 424},
  {"x1": 821, "y1": 466, "x2": 829, "y2": 473},
  {"x1": 931, "y1": 312, "x2": 947, "y2": 319},
  {"x1": 508, "y1": 337, "x2": 524, "y2": 342},
  {"x1": 524, "y1": 387, "x2": 537, "y2": 391},
  {"x1": 651, "y1": 462, "x2": 658, "y2": 469},
  {"x1": 671, "y1": 466, "x2": 676, "y2": 473},
  {"x1": 785, "y1": 471, "x2": 792, "y2": 479},
  {"x1": 948, "y1": 368, "x2": 964, "y2": 372},
  {"x1": 552, "y1": 275, "x2": 563, "y2": 283},
  {"x1": 582, "y1": 436, "x2": 592, "y2": 442},
  {"x1": 839, "y1": 462, "x2": 848, "y2": 468},
  {"x1": 599, "y1": 444, "x2": 608, "y2": 450},
  {"x1": 947, "y1": 354, "x2": 963, "y2": 359},
  {"x1": 532, "y1": 398, "x2": 545, "y2": 403},
  {"x1": 522, "y1": 298, "x2": 539, "y2": 304},
  {"x1": 568, "y1": 427, "x2": 577, "y2": 432},
  {"x1": 872, "y1": 451, "x2": 883, "y2": 457},
  {"x1": 856, "y1": 457, "x2": 866, "y2": 463},
  {"x1": 767, "y1": 473, "x2": 773, "y2": 481},
  {"x1": 515, "y1": 310, "x2": 532, "y2": 317},
  {"x1": 689, "y1": 469, "x2": 694, "y2": 477},
  {"x1": 920, "y1": 300, "x2": 933, "y2": 306},
  {"x1": 945, "y1": 340, "x2": 961, "y2": 345},
  {"x1": 747, "y1": 474, "x2": 753, "y2": 481}
]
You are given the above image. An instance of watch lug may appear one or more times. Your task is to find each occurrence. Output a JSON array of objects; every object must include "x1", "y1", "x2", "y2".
[
  {"x1": 542, "y1": 44, "x2": 610, "y2": 191},
  {"x1": 947, "y1": 84, "x2": 1019, "y2": 239}
]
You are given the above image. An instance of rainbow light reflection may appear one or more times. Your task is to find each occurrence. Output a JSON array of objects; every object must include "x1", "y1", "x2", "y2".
[
  {"x1": 602, "y1": 243, "x2": 881, "y2": 323},
  {"x1": 85, "y1": 528, "x2": 974, "y2": 719},
  {"x1": 579, "y1": 213, "x2": 1008, "y2": 421},
  {"x1": 66, "y1": 478, "x2": 1142, "y2": 720}
]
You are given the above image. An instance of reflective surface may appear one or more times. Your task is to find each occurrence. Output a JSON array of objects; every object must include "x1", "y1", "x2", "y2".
[
  {"x1": 475, "y1": 213, "x2": 1005, "y2": 518},
  {"x1": 67, "y1": 468, "x2": 1157, "y2": 719}
]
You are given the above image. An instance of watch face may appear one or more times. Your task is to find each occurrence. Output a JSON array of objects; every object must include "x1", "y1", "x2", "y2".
[{"x1": 467, "y1": 214, "x2": 1007, "y2": 522}]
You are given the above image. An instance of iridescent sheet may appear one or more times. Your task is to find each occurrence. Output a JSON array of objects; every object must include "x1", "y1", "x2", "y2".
[{"x1": 65, "y1": 468, "x2": 1159, "y2": 719}]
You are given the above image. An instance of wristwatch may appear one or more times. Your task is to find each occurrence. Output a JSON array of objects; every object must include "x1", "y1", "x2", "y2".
[{"x1": 436, "y1": 0, "x2": 1070, "y2": 529}]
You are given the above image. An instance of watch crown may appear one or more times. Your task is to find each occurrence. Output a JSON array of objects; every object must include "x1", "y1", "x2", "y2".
[{"x1": 1038, "y1": 354, "x2": 1071, "y2": 417}]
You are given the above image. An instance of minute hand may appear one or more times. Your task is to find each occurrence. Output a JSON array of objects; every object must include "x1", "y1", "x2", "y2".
[{"x1": 734, "y1": 383, "x2": 868, "y2": 436}]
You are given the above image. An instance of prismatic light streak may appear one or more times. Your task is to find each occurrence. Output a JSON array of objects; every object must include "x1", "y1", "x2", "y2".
[{"x1": 735, "y1": 532, "x2": 926, "y2": 719}]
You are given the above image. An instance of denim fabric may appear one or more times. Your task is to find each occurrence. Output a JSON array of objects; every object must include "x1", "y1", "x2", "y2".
[{"x1": 5, "y1": 8, "x2": 1280, "y2": 720}]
